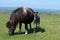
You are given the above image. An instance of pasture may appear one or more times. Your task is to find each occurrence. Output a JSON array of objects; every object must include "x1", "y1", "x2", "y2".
[{"x1": 0, "y1": 12, "x2": 60, "y2": 40}]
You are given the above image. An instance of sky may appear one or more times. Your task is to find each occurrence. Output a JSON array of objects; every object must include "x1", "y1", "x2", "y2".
[{"x1": 0, "y1": 0, "x2": 60, "y2": 10}]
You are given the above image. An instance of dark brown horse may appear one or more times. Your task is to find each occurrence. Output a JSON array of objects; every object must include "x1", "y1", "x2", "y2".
[{"x1": 6, "y1": 7, "x2": 35, "y2": 35}]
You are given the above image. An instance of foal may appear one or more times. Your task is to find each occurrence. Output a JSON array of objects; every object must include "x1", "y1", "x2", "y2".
[{"x1": 33, "y1": 12, "x2": 40, "y2": 32}]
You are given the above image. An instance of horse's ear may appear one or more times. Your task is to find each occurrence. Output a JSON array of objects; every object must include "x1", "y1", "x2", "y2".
[
  {"x1": 34, "y1": 12, "x2": 38, "y2": 14},
  {"x1": 34, "y1": 12, "x2": 36, "y2": 14},
  {"x1": 6, "y1": 21, "x2": 11, "y2": 28},
  {"x1": 36, "y1": 12, "x2": 38, "y2": 14}
]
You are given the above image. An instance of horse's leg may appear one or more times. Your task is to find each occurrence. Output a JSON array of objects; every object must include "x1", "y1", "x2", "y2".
[
  {"x1": 36, "y1": 23, "x2": 37, "y2": 28},
  {"x1": 30, "y1": 23, "x2": 31, "y2": 29},
  {"x1": 34, "y1": 23, "x2": 36, "y2": 32},
  {"x1": 25, "y1": 24, "x2": 28, "y2": 34},
  {"x1": 34, "y1": 23, "x2": 37, "y2": 32},
  {"x1": 18, "y1": 23, "x2": 22, "y2": 33}
]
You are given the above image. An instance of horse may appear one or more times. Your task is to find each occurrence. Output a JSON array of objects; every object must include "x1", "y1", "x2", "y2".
[
  {"x1": 33, "y1": 12, "x2": 40, "y2": 32},
  {"x1": 6, "y1": 7, "x2": 35, "y2": 35}
]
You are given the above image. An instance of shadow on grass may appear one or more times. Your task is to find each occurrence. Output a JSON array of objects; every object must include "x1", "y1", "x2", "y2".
[
  {"x1": 13, "y1": 27, "x2": 45, "y2": 35},
  {"x1": 28, "y1": 27, "x2": 45, "y2": 34},
  {"x1": 14, "y1": 31, "x2": 25, "y2": 35}
]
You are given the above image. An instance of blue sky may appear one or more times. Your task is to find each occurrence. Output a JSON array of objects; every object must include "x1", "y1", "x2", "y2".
[{"x1": 0, "y1": 0, "x2": 60, "y2": 10}]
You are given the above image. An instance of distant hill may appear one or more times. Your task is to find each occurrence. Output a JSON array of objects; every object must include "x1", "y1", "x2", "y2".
[
  {"x1": 0, "y1": 7, "x2": 60, "y2": 14},
  {"x1": 0, "y1": 7, "x2": 16, "y2": 12},
  {"x1": 34, "y1": 9, "x2": 60, "y2": 14}
]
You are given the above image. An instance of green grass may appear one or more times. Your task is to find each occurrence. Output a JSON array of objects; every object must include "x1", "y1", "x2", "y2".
[{"x1": 0, "y1": 12, "x2": 60, "y2": 40}]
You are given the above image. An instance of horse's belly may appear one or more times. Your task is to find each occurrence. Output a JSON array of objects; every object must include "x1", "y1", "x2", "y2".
[{"x1": 21, "y1": 18, "x2": 33, "y2": 24}]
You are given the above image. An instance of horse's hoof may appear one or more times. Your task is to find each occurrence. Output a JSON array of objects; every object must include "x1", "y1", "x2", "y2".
[
  {"x1": 34, "y1": 29, "x2": 36, "y2": 33},
  {"x1": 9, "y1": 33, "x2": 14, "y2": 36},
  {"x1": 25, "y1": 30, "x2": 28, "y2": 34},
  {"x1": 25, "y1": 32, "x2": 28, "y2": 34}
]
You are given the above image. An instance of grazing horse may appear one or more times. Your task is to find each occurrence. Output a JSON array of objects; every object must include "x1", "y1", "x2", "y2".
[
  {"x1": 6, "y1": 7, "x2": 35, "y2": 35},
  {"x1": 33, "y1": 12, "x2": 40, "y2": 32}
]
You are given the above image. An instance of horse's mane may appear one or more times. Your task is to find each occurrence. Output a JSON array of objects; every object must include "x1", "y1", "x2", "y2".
[
  {"x1": 13, "y1": 8, "x2": 20, "y2": 13},
  {"x1": 28, "y1": 8, "x2": 34, "y2": 13},
  {"x1": 13, "y1": 7, "x2": 23, "y2": 13}
]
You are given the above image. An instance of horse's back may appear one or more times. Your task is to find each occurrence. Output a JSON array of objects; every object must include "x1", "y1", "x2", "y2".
[{"x1": 10, "y1": 7, "x2": 34, "y2": 24}]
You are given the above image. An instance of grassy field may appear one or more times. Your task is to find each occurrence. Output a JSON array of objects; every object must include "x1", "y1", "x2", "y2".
[{"x1": 0, "y1": 12, "x2": 60, "y2": 40}]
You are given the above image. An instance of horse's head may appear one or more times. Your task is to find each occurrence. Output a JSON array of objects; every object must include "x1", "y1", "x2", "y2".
[
  {"x1": 34, "y1": 12, "x2": 39, "y2": 16},
  {"x1": 6, "y1": 21, "x2": 11, "y2": 28},
  {"x1": 6, "y1": 21, "x2": 15, "y2": 35}
]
